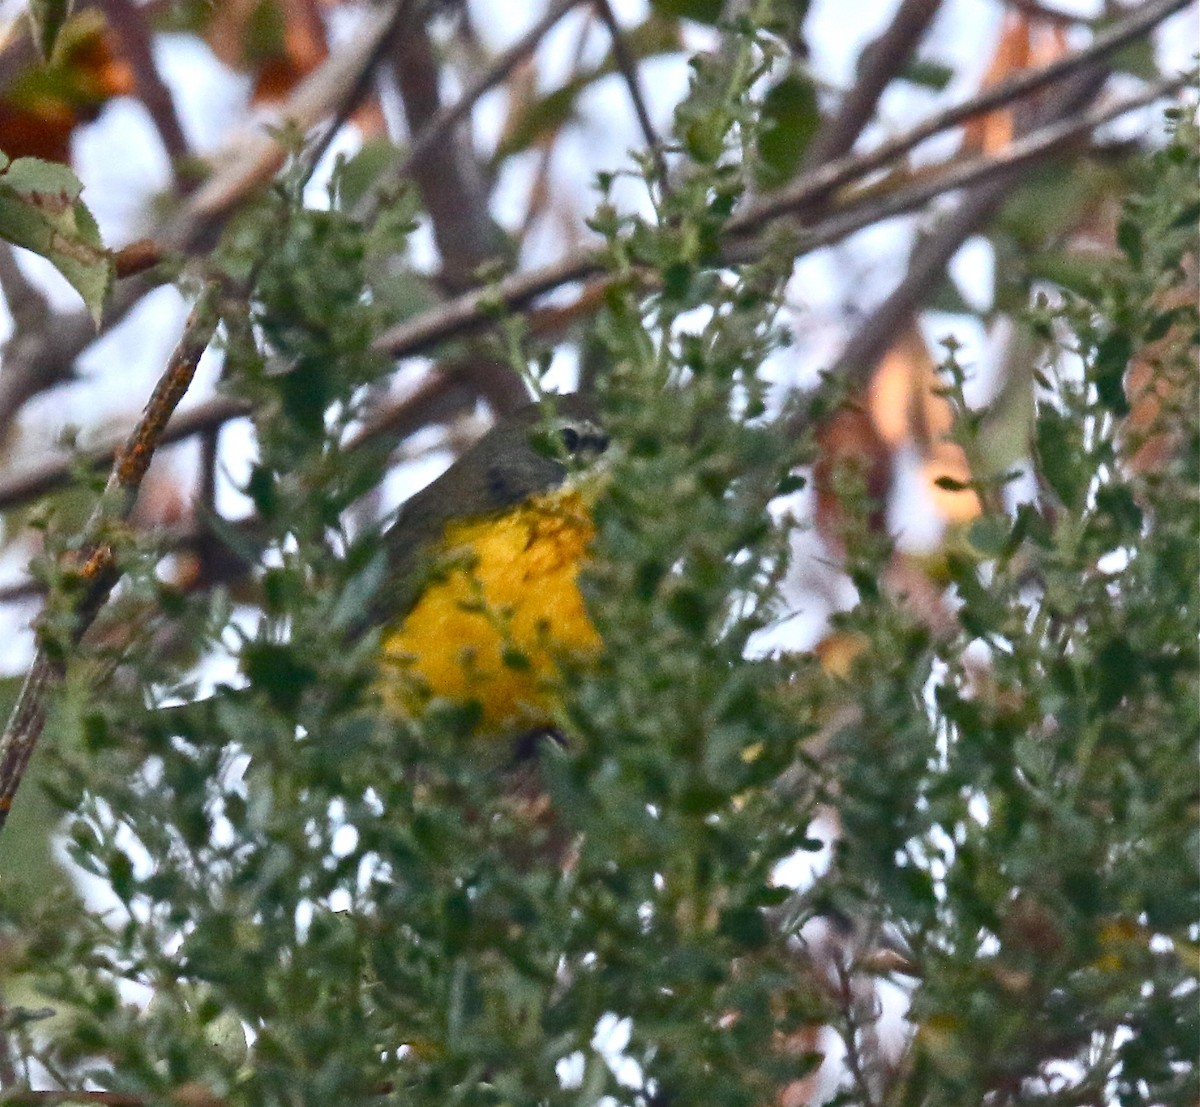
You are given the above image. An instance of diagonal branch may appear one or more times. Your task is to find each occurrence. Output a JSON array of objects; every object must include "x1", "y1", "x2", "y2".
[
  {"x1": 176, "y1": 0, "x2": 413, "y2": 247},
  {"x1": 391, "y1": 15, "x2": 508, "y2": 290},
  {"x1": 101, "y1": 0, "x2": 191, "y2": 177},
  {"x1": 803, "y1": 0, "x2": 943, "y2": 169},
  {"x1": 817, "y1": 64, "x2": 1140, "y2": 396},
  {"x1": 0, "y1": 0, "x2": 414, "y2": 440},
  {"x1": 371, "y1": 73, "x2": 1185, "y2": 358},
  {"x1": 594, "y1": 0, "x2": 670, "y2": 190},
  {"x1": 391, "y1": 0, "x2": 582, "y2": 188},
  {"x1": 0, "y1": 287, "x2": 220, "y2": 836}
]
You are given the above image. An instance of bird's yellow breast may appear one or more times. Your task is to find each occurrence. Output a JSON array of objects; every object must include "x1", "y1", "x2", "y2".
[{"x1": 379, "y1": 487, "x2": 601, "y2": 733}]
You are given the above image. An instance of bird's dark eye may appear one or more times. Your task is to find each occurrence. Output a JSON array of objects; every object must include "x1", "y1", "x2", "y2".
[{"x1": 559, "y1": 426, "x2": 581, "y2": 453}]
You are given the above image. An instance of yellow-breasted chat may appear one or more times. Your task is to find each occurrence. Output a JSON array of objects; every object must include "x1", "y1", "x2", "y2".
[{"x1": 372, "y1": 393, "x2": 609, "y2": 735}]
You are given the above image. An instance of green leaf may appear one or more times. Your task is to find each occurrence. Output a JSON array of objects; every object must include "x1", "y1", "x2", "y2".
[
  {"x1": 1035, "y1": 405, "x2": 1088, "y2": 510},
  {"x1": 333, "y1": 138, "x2": 403, "y2": 211},
  {"x1": 240, "y1": 641, "x2": 319, "y2": 716},
  {"x1": 494, "y1": 82, "x2": 586, "y2": 162},
  {"x1": 1093, "y1": 332, "x2": 1132, "y2": 416},
  {"x1": 1116, "y1": 217, "x2": 1142, "y2": 267},
  {"x1": 27, "y1": 0, "x2": 74, "y2": 61},
  {"x1": 968, "y1": 515, "x2": 1008, "y2": 557},
  {"x1": 651, "y1": 0, "x2": 724, "y2": 24},
  {"x1": 900, "y1": 59, "x2": 955, "y2": 91},
  {"x1": 757, "y1": 74, "x2": 819, "y2": 186},
  {"x1": 1169, "y1": 200, "x2": 1200, "y2": 229},
  {"x1": 0, "y1": 156, "x2": 111, "y2": 324}
]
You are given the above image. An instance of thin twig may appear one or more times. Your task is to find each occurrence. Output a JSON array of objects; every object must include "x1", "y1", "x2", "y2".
[
  {"x1": 296, "y1": 0, "x2": 407, "y2": 189},
  {"x1": 594, "y1": 0, "x2": 670, "y2": 190},
  {"x1": 177, "y1": 0, "x2": 411, "y2": 239},
  {"x1": 371, "y1": 251, "x2": 602, "y2": 357},
  {"x1": 0, "y1": 288, "x2": 220, "y2": 834},
  {"x1": 101, "y1": 0, "x2": 191, "y2": 177},
  {"x1": 0, "y1": 395, "x2": 250, "y2": 513},
  {"x1": 833, "y1": 956, "x2": 884, "y2": 1107},
  {"x1": 802, "y1": 0, "x2": 943, "y2": 169},
  {"x1": 392, "y1": 0, "x2": 582, "y2": 186},
  {"x1": 763, "y1": 74, "x2": 1185, "y2": 253}
]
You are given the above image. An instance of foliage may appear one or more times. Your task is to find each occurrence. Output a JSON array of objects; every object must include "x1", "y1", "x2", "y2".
[
  {"x1": 0, "y1": 152, "x2": 109, "y2": 323},
  {"x1": 0, "y1": 7, "x2": 1194, "y2": 1107}
]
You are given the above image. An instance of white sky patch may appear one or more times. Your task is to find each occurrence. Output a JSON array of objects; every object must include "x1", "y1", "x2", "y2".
[
  {"x1": 1097, "y1": 547, "x2": 1132, "y2": 575},
  {"x1": 947, "y1": 234, "x2": 995, "y2": 314},
  {"x1": 154, "y1": 34, "x2": 253, "y2": 154},
  {"x1": 773, "y1": 811, "x2": 836, "y2": 890},
  {"x1": 888, "y1": 444, "x2": 946, "y2": 552}
]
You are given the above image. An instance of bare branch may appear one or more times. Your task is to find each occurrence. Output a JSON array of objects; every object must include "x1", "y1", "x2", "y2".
[
  {"x1": 0, "y1": 0, "x2": 1175, "y2": 457},
  {"x1": 803, "y1": 0, "x2": 943, "y2": 169},
  {"x1": 0, "y1": 394, "x2": 250, "y2": 513},
  {"x1": 0, "y1": 308, "x2": 97, "y2": 441},
  {"x1": 391, "y1": 16, "x2": 507, "y2": 289},
  {"x1": 0, "y1": 245, "x2": 49, "y2": 333},
  {"x1": 372, "y1": 251, "x2": 602, "y2": 358},
  {"x1": 0, "y1": 76, "x2": 1178, "y2": 524},
  {"x1": 392, "y1": 0, "x2": 582, "y2": 188},
  {"x1": 178, "y1": 0, "x2": 413, "y2": 247},
  {"x1": 594, "y1": 0, "x2": 670, "y2": 190},
  {"x1": 101, "y1": 0, "x2": 191, "y2": 176},
  {"x1": 374, "y1": 75, "x2": 1184, "y2": 359},
  {"x1": 816, "y1": 68, "x2": 1169, "y2": 395},
  {"x1": 0, "y1": 288, "x2": 220, "y2": 834},
  {"x1": 0, "y1": 0, "x2": 414, "y2": 439}
]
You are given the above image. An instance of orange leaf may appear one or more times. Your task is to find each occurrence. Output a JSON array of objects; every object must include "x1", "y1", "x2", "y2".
[{"x1": 0, "y1": 20, "x2": 134, "y2": 163}]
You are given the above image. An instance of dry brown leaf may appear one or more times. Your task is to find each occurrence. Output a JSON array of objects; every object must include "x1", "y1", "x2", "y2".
[
  {"x1": 962, "y1": 12, "x2": 1069, "y2": 156},
  {"x1": 813, "y1": 404, "x2": 892, "y2": 547},
  {"x1": 205, "y1": 0, "x2": 328, "y2": 103},
  {"x1": 0, "y1": 20, "x2": 134, "y2": 163}
]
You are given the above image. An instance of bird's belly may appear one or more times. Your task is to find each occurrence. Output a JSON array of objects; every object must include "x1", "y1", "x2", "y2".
[{"x1": 380, "y1": 490, "x2": 601, "y2": 733}]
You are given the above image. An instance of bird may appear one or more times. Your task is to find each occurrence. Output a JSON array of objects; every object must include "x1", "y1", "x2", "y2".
[{"x1": 371, "y1": 392, "x2": 609, "y2": 735}]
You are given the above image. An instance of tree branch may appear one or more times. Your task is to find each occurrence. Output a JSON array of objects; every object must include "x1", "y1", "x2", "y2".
[
  {"x1": 0, "y1": 0, "x2": 415, "y2": 439},
  {"x1": 817, "y1": 65, "x2": 1150, "y2": 395},
  {"x1": 734, "y1": 0, "x2": 1190, "y2": 236},
  {"x1": 594, "y1": 0, "x2": 670, "y2": 190},
  {"x1": 391, "y1": 15, "x2": 508, "y2": 290},
  {"x1": 101, "y1": 0, "x2": 191, "y2": 178},
  {"x1": 390, "y1": 0, "x2": 582, "y2": 191},
  {"x1": 373, "y1": 74, "x2": 1184, "y2": 358},
  {"x1": 803, "y1": 0, "x2": 943, "y2": 169},
  {"x1": 177, "y1": 0, "x2": 413, "y2": 248},
  {"x1": 0, "y1": 287, "x2": 219, "y2": 834}
]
